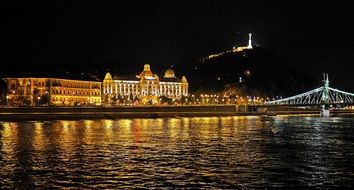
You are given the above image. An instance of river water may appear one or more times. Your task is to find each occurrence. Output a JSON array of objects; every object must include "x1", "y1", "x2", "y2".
[{"x1": 0, "y1": 116, "x2": 353, "y2": 189}]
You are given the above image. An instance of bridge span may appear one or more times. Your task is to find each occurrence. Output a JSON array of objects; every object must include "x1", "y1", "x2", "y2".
[{"x1": 263, "y1": 74, "x2": 353, "y2": 117}]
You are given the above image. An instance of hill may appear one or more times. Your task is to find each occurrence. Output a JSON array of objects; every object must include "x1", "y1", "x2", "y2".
[{"x1": 179, "y1": 47, "x2": 316, "y2": 97}]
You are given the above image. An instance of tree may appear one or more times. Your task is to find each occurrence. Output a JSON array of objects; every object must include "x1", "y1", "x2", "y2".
[
  {"x1": 39, "y1": 94, "x2": 50, "y2": 106},
  {"x1": 160, "y1": 96, "x2": 172, "y2": 105},
  {"x1": 33, "y1": 88, "x2": 40, "y2": 106},
  {"x1": 111, "y1": 96, "x2": 118, "y2": 106}
]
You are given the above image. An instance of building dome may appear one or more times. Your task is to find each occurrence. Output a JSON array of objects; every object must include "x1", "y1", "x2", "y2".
[
  {"x1": 164, "y1": 69, "x2": 176, "y2": 78},
  {"x1": 104, "y1": 72, "x2": 113, "y2": 80},
  {"x1": 138, "y1": 64, "x2": 154, "y2": 79}
]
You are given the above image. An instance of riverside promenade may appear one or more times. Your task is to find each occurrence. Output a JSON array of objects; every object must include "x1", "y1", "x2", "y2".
[{"x1": 0, "y1": 105, "x2": 353, "y2": 121}]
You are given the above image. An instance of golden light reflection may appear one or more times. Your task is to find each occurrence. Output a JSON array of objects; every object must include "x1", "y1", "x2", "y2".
[
  {"x1": 119, "y1": 119, "x2": 133, "y2": 140},
  {"x1": 83, "y1": 120, "x2": 94, "y2": 144},
  {"x1": 167, "y1": 118, "x2": 182, "y2": 139},
  {"x1": 180, "y1": 117, "x2": 190, "y2": 139},
  {"x1": 84, "y1": 120, "x2": 93, "y2": 128},
  {"x1": 33, "y1": 121, "x2": 45, "y2": 151},
  {"x1": 119, "y1": 119, "x2": 133, "y2": 128},
  {"x1": 57, "y1": 120, "x2": 78, "y2": 161},
  {"x1": 102, "y1": 120, "x2": 113, "y2": 140},
  {"x1": 131, "y1": 120, "x2": 141, "y2": 143},
  {"x1": 141, "y1": 119, "x2": 149, "y2": 129},
  {"x1": 220, "y1": 117, "x2": 233, "y2": 138},
  {"x1": 145, "y1": 119, "x2": 165, "y2": 138},
  {"x1": 182, "y1": 117, "x2": 190, "y2": 128},
  {"x1": 2, "y1": 122, "x2": 12, "y2": 137},
  {"x1": 61, "y1": 120, "x2": 70, "y2": 132},
  {"x1": 103, "y1": 120, "x2": 113, "y2": 128},
  {"x1": 2, "y1": 122, "x2": 18, "y2": 139},
  {"x1": 192, "y1": 117, "x2": 221, "y2": 140},
  {"x1": 232, "y1": 116, "x2": 253, "y2": 133},
  {"x1": 155, "y1": 119, "x2": 164, "y2": 130},
  {"x1": 1, "y1": 122, "x2": 18, "y2": 158},
  {"x1": 220, "y1": 117, "x2": 232, "y2": 126}
]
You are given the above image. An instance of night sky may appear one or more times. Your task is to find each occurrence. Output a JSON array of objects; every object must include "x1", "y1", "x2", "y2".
[{"x1": 2, "y1": 1, "x2": 354, "y2": 90}]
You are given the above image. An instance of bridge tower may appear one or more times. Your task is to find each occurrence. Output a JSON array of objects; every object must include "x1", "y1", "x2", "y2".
[{"x1": 321, "y1": 73, "x2": 330, "y2": 117}]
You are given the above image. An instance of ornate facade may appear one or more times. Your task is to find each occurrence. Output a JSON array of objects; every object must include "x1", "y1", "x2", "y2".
[
  {"x1": 3, "y1": 78, "x2": 101, "y2": 106},
  {"x1": 103, "y1": 64, "x2": 188, "y2": 105}
]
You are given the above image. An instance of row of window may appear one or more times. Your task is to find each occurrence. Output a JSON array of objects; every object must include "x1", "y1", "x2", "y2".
[
  {"x1": 104, "y1": 87, "x2": 139, "y2": 94},
  {"x1": 60, "y1": 84, "x2": 91, "y2": 89},
  {"x1": 52, "y1": 97, "x2": 101, "y2": 103},
  {"x1": 33, "y1": 81, "x2": 47, "y2": 87},
  {"x1": 56, "y1": 82, "x2": 101, "y2": 89},
  {"x1": 51, "y1": 89, "x2": 101, "y2": 96},
  {"x1": 104, "y1": 84, "x2": 185, "y2": 92},
  {"x1": 141, "y1": 90, "x2": 186, "y2": 96},
  {"x1": 105, "y1": 87, "x2": 187, "y2": 95}
]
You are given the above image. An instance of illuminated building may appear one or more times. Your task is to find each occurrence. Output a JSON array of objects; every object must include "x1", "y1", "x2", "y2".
[
  {"x1": 103, "y1": 64, "x2": 189, "y2": 105},
  {"x1": 3, "y1": 77, "x2": 101, "y2": 106}
]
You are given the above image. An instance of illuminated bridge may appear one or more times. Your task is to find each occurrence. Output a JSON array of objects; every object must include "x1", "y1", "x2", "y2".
[{"x1": 264, "y1": 74, "x2": 354, "y2": 116}]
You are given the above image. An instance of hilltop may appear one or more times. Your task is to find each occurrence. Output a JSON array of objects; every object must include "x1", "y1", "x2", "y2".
[{"x1": 179, "y1": 47, "x2": 316, "y2": 97}]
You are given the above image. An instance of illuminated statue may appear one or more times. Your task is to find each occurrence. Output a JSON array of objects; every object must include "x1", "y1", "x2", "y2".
[{"x1": 247, "y1": 33, "x2": 252, "y2": 49}]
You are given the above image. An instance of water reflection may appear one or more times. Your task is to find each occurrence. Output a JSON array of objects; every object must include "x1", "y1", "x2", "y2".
[{"x1": 0, "y1": 116, "x2": 353, "y2": 188}]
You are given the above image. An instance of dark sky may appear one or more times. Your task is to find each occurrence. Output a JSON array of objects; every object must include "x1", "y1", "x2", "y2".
[{"x1": 2, "y1": 1, "x2": 354, "y2": 90}]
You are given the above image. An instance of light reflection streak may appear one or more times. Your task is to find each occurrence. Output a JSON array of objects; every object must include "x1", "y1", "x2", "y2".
[
  {"x1": 58, "y1": 120, "x2": 78, "y2": 161},
  {"x1": 84, "y1": 120, "x2": 93, "y2": 128},
  {"x1": 33, "y1": 121, "x2": 45, "y2": 151},
  {"x1": 83, "y1": 120, "x2": 94, "y2": 144},
  {"x1": 131, "y1": 120, "x2": 141, "y2": 144},
  {"x1": 1, "y1": 122, "x2": 18, "y2": 159},
  {"x1": 167, "y1": 118, "x2": 182, "y2": 139},
  {"x1": 119, "y1": 119, "x2": 133, "y2": 139},
  {"x1": 101, "y1": 120, "x2": 114, "y2": 140}
]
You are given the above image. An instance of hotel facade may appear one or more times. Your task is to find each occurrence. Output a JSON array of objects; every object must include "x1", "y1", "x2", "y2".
[{"x1": 102, "y1": 64, "x2": 188, "y2": 105}]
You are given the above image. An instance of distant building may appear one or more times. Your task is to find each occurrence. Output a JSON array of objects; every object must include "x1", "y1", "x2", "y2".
[
  {"x1": 102, "y1": 64, "x2": 188, "y2": 105},
  {"x1": 3, "y1": 77, "x2": 101, "y2": 106}
]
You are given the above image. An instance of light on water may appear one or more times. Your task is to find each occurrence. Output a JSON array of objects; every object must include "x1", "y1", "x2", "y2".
[{"x1": 0, "y1": 116, "x2": 353, "y2": 188}]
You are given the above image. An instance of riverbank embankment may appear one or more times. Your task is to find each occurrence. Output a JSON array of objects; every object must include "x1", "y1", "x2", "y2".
[{"x1": 0, "y1": 105, "x2": 353, "y2": 121}]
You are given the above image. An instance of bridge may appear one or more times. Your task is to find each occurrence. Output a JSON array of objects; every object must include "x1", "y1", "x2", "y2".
[{"x1": 264, "y1": 74, "x2": 354, "y2": 117}]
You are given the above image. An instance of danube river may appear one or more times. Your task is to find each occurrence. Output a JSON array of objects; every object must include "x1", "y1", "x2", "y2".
[{"x1": 0, "y1": 116, "x2": 353, "y2": 188}]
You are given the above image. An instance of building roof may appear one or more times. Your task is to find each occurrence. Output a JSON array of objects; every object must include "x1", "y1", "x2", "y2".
[
  {"x1": 160, "y1": 77, "x2": 181, "y2": 83},
  {"x1": 104, "y1": 72, "x2": 113, "y2": 80},
  {"x1": 113, "y1": 75, "x2": 139, "y2": 81},
  {"x1": 164, "y1": 69, "x2": 176, "y2": 78},
  {"x1": 138, "y1": 64, "x2": 155, "y2": 79}
]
